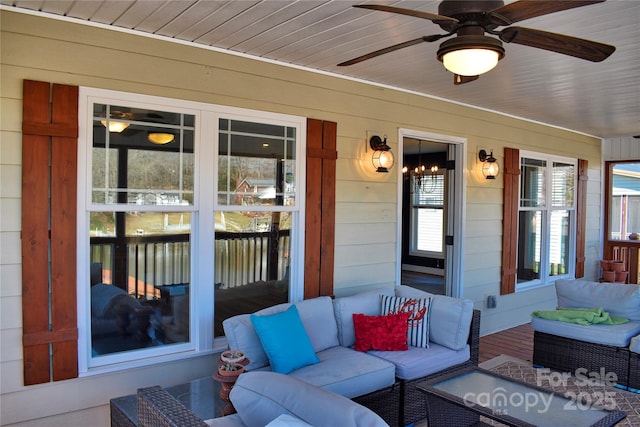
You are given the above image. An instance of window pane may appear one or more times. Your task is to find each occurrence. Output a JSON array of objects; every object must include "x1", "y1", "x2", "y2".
[
  {"x1": 89, "y1": 212, "x2": 191, "y2": 356},
  {"x1": 213, "y1": 210, "x2": 290, "y2": 336},
  {"x1": 609, "y1": 163, "x2": 640, "y2": 240},
  {"x1": 551, "y1": 162, "x2": 575, "y2": 207},
  {"x1": 92, "y1": 104, "x2": 195, "y2": 206},
  {"x1": 218, "y1": 119, "x2": 296, "y2": 206},
  {"x1": 520, "y1": 158, "x2": 546, "y2": 208},
  {"x1": 415, "y1": 208, "x2": 443, "y2": 252},
  {"x1": 549, "y1": 210, "x2": 571, "y2": 276},
  {"x1": 517, "y1": 210, "x2": 542, "y2": 282}
]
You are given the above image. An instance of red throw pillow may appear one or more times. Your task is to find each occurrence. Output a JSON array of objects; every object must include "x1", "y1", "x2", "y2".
[{"x1": 352, "y1": 312, "x2": 410, "y2": 352}]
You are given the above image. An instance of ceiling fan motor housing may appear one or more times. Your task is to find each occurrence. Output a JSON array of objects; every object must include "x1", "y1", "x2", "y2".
[{"x1": 437, "y1": 0, "x2": 505, "y2": 31}]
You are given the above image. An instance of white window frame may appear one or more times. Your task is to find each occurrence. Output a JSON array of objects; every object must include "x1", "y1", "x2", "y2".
[
  {"x1": 408, "y1": 171, "x2": 445, "y2": 259},
  {"x1": 77, "y1": 87, "x2": 306, "y2": 375},
  {"x1": 517, "y1": 150, "x2": 577, "y2": 291}
]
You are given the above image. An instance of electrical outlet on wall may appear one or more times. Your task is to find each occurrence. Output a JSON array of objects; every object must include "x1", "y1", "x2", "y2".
[{"x1": 486, "y1": 295, "x2": 497, "y2": 309}]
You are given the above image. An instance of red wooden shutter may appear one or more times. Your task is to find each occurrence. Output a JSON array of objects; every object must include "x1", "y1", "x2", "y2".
[
  {"x1": 304, "y1": 119, "x2": 337, "y2": 298},
  {"x1": 575, "y1": 159, "x2": 588, "y2": 278},
  {"x1": 501, "y1": 147, "x2": 520, "y2": 295},
  {"x1": 21, "y1": 80, "x2": 79, "y2": 385}
]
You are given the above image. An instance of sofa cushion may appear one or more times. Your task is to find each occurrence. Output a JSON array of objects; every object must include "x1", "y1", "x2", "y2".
[
  {"x1": 265, "y1": 414, "x2": 313, "y2": 427},
  {"x1": 555, "y1": 279, "x2": 640, "y2": 321},
  {"x1": 353, "y1": 312, "x2": 409, "y2": 352},
  {"x1": 531, "y1": 317, "x2": 640, "y2": 347},
  {"x1": 224, "y1": 296, "x2": 339, "y2": 371},
  {"x1": 380, "y1": 295, "x2": 432, "y2": 348},
  {"x1": 230, "y1": 371, "x2": 389, "y2": 427},
  {"x1": 333, "y1": 288, "x2": 395, "y2": 347},
  {"x1": 395, "y1": 285, "x2": 473, "y2": 350},
  {"x1": 251, "y1": 305, "x2": 320, "y2": 374},
  {"x1": 288, "y1": 346, "x2": 396, "y2": 398},
  {"x1": 370, "y1": 342, "x2": 470, "y2": 380}
]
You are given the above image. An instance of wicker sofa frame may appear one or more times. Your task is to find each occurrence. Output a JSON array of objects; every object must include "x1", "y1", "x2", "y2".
[
  {"x1": 137, "y1": 386, "x2": 207, "y2": 427},
  {"x1": 629, "y1": 350, "x2": 640, "y2": 390},
  {"x1": 533, "y1": 331, "x2": 631, "y2": 387},
  {"x1": 354, "y1": 309, "x2": 481, "y2": 427}
]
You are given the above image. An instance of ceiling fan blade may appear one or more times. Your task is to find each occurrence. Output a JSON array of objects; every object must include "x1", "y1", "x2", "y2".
[
  {"x1": 338, "y1": 37, "x2": 428, "y2": 66},
  {"x1": 353, "y1": 4, "x2": 457, "y2": 24},
  {"x1": 454, "y1": 74, "x2": 479, "y2": 85},
  {"x1": 489, "y1": 0, "x2": 604, "y2": 26},
  {"x1": 500, "y1": 27, "x2": 615, "y2": 62}
]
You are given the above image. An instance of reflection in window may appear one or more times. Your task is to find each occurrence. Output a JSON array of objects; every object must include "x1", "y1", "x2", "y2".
[
  {"x1": 609, "y1": 163, "x2": 640, "y2": 240},
  {"x1": 89, "y1": 211, "x2": 190, "y2": 356},
  {"x1": 218, "y1": 119, "x2": 296, "y2": 206},
  {"x1": 213, "y1": 211, "x2": 290, "y2": 336},
  {"x1": 89, "y1": 102, "x2": 194, "y2": 358}
]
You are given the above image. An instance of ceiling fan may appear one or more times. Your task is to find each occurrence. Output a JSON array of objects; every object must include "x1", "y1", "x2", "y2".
[{"x1": 338, "y1": 0, "x2": 616, "y2": 85}]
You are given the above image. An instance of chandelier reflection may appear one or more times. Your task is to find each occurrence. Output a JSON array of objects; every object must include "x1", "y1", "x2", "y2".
[{"x1": 403, "y1": 140, "x2": 439, "y2": 194}]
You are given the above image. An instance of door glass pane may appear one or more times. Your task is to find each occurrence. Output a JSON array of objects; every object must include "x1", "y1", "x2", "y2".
[
  {"x1": 609, "y1": 163, "x2": 640, "y2": 240},
  {"x1": 89, "y1": 212, "x2": 191, "y2": 356},
  {"x1": 549, "y1": 210, "x2": 571, "y2": 276},
  {"x1": 213, "y1": 210, "x2": 290, "y2": 336},
  {"x1": 520, "y1": 158, "x2": 546, "y2": 208},
  {"x1": 517, "y1": 210, "x2": 542, "y2": 282},
  {"x1": 218, "y1": 119, "x2": 296, "y2": 206}
]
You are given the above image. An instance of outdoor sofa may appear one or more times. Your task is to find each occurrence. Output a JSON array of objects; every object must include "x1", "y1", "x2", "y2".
[
  {"x1": 532, "y1": 279, "x2": 640, "y2": 388},
  {"x1": 222, "y1": 285, "x2": 480, "y2": 426}
]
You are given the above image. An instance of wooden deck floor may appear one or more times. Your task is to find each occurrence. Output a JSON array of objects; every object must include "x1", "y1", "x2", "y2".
[{"x1": 478, "y1": 322, "x2": 534, "y2": 364}]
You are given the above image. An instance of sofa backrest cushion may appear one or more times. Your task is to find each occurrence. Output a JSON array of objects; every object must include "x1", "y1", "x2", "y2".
[
  {"x1": 230, "y1": 371, "x2": 389, "y2": 427},
  {"x1": 395, "y1": 285, "x2": 473, "y2": 350},
  {"x1": 333, "y1": 288, "x2": 395, "y2": 347},
  {"x1": 223, "y1": 296, "x2": 339, "y2": 370},
  {"x1": 555, "y1": 279, "x2": 640, "y2": 321}
]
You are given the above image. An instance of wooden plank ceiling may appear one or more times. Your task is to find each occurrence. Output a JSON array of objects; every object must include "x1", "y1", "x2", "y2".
[{"x1": 2, "y1": 0, "x2": 639, "y2": 138}]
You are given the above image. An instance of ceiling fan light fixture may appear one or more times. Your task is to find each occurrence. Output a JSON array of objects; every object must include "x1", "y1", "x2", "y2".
[
  {"x1": 101, "y1": 120, "x2": 130, "y2": 133},
  {"x1": 147, "y1": 133, "x2": 175, "y2": 145},
  {"x1": 437, "y1": 35, "x2": 505, "y2": 76}
]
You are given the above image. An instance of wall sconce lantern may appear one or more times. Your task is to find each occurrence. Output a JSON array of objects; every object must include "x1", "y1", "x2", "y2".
[
  {"x1": 478, "y1": 149, "x2": 499, "y2": 179},
  {"x1": 370, "y1": 135, "x2": 394, "y2": 173}
]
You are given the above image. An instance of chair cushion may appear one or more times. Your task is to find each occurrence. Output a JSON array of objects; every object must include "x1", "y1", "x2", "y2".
[
  {"x1": 395, "y1": 286, "x2": 474, "y2": 351},
  {"x1": 630, "y1": 335, "x2": 640, "y2": 354},
  {"x1": 251, "y1": 305, "x2": 320, "y2": 374},
  {"x1": 230, "y1": 371, "x2": 389, "y2": 427},
  {"x1": 531, "y1": 317, "x2": 640, "y2": 347},
  {"x1": 333, "y1": 288, "x2": 395, "y2": 347},
  {"x1": 380, "y1": 295, "x2": 432, "y2": 348},
  {"x1": 353, "y1": 312, "x2": 409, "y2": 352},
  {"x1": 555, "y1": 279, "x2": 640, "y2": 321},
  {"x1": 370, "y1": 343, "x2": 470, "y2": 380},
  {"x1": 265, "y1": 414, "x2": 313, "y2": 427}
]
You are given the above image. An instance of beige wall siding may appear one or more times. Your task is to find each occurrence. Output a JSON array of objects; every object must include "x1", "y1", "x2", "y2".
[
  {"x1": 0, "y1": 10, "x2": 607, "y2": 424},
  {"x1": 604, "y1": 136, "x2": 640, "y2": 160}
]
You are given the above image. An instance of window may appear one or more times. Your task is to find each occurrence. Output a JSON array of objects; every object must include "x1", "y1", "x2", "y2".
[
  {"x1": 409, "y1": 173, "x2": 445, "y2": 257},
  {"x1": 78, "y1": 88, "x2": 305, "y2": 372},
  {"x1": 516, "y1": 152, "x2": 577, "y2": 288},
  {"x1": 607, "y1": 162, "x2": 640, "y2": 240}
]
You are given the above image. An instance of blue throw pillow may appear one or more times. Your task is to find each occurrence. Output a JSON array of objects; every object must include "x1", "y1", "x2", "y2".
[{"x1": 250, "y1": 305, "x2": 320, "y2": 374}]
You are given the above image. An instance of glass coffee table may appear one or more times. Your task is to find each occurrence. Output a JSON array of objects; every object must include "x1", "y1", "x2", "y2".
[
  {"x1": 110, "y1": 376, "x2": 224, "y2": 427},
  {"x1": 416, "y1": 367, "x2": 626, "y2": 427}
]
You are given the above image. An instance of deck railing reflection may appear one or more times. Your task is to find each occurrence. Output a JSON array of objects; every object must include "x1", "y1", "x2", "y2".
[{"x1": 90, "y1": 230, "x2": 290, "y2": 298}]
